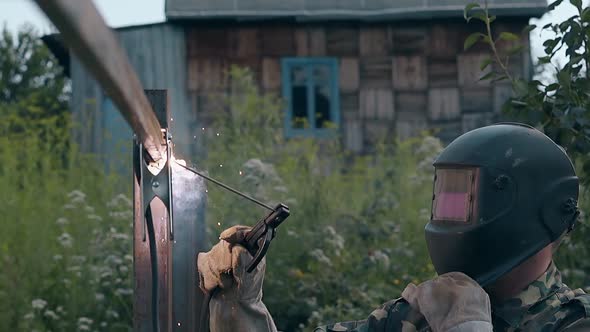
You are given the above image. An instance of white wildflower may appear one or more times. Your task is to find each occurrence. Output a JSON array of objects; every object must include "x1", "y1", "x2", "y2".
[
  {"x1": 310, "y1": 249, "x2": 332, "y2": 266},
  {"x1": 67, "y1": 190, "x2": 87, "y2": 204},
  {"x1": 111, "y1": 233, "x2": 129, "y2": 241},
  {"x1": 57, "y1": 232, "x2": 73, "y2": 248},
  {"x1": 44, "y1": 310, "x2": 59, "y2": 320},
  {"x1": 31, "y1": 299, "x2": 47, "y2": 310},
  {"x1": 56, "y1": 217, "x2": 68, "y2": 226},
  {"x1": 106, "y1": 255, "x2": 123, "y2": 266},
  {"x1": 95, "y1": 293, "x2": 105, "y2": 301},
  {"x1": 115, "y1": 288, "x2": 133, "y2": 296},
  {"x1": 63, "y1": 204, "x2": 75, "y2": 209},
  {"x1": 106, "y1": 309, "x2": 119, "y2": 319},
  {"x1": 84, "y1": 206, "x2": 95, "y2": 213},
  {"x1": 78, "y1": 317, "x2": 93, "y2": 325},
  {"x1": 119, "y1": 266, "x2": 129, "y2": 273},
  {"x1": 71, "y1": 255, "x2": 86, "y2": 264},
  {"x1": 107, "y1": 194, "x2": 132, "y2": 208},
  {"x1": 87, "y1": 214, "x2": 103, "y2": 222},
  {"x1": 53, "y1": 254, "x2": 63, "y2": 262},
  {"x1": 370, "y1": 250, "x2": 391, "y2": 268},
  {"x1": 109, "y1": 211, "x2": 133, "y2": 219},
  {"x1": 23, "y1": 312, "x2": 34, "y2": 320}
]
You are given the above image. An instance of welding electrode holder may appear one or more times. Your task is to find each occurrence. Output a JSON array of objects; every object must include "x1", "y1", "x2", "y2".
[
  {"x1": 243, "y1": 203, "x2": 290, "y2": 273},
  {"x1": 134, "y1": 130, "x2": 175, "y2": 242}
]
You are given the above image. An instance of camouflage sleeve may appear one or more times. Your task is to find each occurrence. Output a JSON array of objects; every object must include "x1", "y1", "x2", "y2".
[
  {"x1": 313, "y1": 298, "x2": 427, "y2": 332},
  {"x1": 562, "y1": 317, "x2": 590, "y2": 331}
]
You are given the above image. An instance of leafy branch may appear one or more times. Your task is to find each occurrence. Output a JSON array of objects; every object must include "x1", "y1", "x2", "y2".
[{"x1": 464, "y1": 0, "x2": 590, "y2": 183}]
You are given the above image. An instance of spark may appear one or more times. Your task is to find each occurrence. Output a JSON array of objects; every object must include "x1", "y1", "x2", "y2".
[
  {"x1": 201, "y1": 127, "x2": 205, "y2": 131},
  {"x1": 239, "y1": 170, "x2": 243, "y2": 176},
  {"x1": 219, "y1": 164, "x2": 223, "y2": 168},
  {"x1": 217, "y1": 222, "x2": 221, "y2": 226}
]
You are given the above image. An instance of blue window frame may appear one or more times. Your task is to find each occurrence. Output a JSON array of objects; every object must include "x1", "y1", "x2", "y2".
[{"x1": 281, "y1": 58, "x2": 340, "y2": 138}]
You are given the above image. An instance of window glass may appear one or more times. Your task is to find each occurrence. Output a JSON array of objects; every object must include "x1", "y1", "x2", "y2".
[{"x1": 282, "y1": 58, "x2": 339, "y2": 137}]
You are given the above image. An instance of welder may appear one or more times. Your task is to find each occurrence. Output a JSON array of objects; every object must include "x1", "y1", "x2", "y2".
[{"x1": 197, "y1": 123, "x2": 590, "y2": 331}]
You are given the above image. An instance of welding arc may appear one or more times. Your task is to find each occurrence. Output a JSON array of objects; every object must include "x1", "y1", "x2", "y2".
[{"x1": 175, "y1": 161, "x2": 274, "y2": 212}]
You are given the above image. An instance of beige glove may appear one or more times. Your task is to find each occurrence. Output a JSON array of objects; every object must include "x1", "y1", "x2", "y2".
[
  {"x1": 197, "y1": 225, "x2": 277, "y2": 332},
  {"x1": 401, "y1": 272, "x2": 492, "y2": 332}
]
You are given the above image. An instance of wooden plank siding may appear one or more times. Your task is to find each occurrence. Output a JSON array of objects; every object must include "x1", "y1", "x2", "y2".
[
  {"x1": 70, "y1": 23, "x2": 193, "y2": 158},
  {"x1": 182, "y1": 18, "x2": 531, "y2": 151}
]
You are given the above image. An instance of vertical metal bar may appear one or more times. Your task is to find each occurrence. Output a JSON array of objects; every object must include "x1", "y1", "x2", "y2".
[
  {"x1": 134, "y1": 90, "x2": 173, "y2": 332},
  {"x1": 166, "y1": 134, "x2": 174, "y2": 241},
  {"x1": 133, "y1": 138, "x2": 152, "y2": 332},
  {"x1": 171, "y1": 164, "x2": 208, "y2": 331}
]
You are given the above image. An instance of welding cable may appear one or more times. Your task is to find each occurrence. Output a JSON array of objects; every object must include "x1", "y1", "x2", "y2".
[{"x1": 174, "y1": 161, "x2": 274, "y2": 212}]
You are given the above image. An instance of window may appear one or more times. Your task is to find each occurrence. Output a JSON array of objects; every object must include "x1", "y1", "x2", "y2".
[{"x1": 281, "y1": 58, "x2": 340, "y2": 137}]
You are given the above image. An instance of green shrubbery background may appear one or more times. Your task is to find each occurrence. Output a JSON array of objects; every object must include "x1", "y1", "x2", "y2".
[{"x1": 2, "y1": 6, "x2": 590, "y2": 330}]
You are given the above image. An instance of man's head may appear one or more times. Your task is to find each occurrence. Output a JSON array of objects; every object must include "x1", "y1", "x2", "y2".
[{"x1": 425, "y1": 123, "x2": 579, "y2": 286}]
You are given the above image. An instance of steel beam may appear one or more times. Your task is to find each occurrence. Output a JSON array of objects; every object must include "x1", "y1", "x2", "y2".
[{"x1": 34, "y1": 0, "x2": 165, "y2": 162}]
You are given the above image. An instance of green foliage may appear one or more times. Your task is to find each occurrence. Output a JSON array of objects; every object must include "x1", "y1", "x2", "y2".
[
  {"x1": 464, "y1": 1, "x2": 590, "y2": 178},
  {"x1": 0, "y1": 111, "x2": 134, "y2": 331},
  {"x1": 464, "y1": 0, "x2": 590, "y2": 290},
  {"x1": 0, "y1": 25, "x2": 69, "y2": 124},
  {"x1": 0, "y1": 26, "x2": 133, "y2": 331}
]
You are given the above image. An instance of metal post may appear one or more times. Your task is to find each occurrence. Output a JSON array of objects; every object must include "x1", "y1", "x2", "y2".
[{"x1": 133, "y1": 90, "x2": 208, "y2": 331}]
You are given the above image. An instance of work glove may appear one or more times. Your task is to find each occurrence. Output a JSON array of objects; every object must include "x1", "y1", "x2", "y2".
[
  {"x1": 197, "y1": 225, "x2": 277, "y2": 332},
  {"x1": 401, "y1": 272, "x2": 492, "y2": 332}
]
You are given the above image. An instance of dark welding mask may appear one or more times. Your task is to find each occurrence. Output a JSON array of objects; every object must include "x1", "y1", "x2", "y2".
[{"x1": 426, "y1": 123, "x2": 579, "y2": 286}]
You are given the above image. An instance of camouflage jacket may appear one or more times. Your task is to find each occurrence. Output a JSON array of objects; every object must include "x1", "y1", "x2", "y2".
[{"x1": 315, "y1": 262, "x2": 590, "y2": 331}]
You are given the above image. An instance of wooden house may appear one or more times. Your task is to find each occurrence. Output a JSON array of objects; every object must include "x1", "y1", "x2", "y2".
[{"x1": 45, "y1": 0, "x2": 547, "y2": 162}]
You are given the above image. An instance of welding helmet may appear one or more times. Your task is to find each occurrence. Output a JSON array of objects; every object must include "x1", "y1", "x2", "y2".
[{"x1": 426, "y1": 123, "x2": 579, "y2": 286}]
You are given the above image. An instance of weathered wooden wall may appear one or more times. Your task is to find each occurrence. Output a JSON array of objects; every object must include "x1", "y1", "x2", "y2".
[{"x1": 186, "y1": 19, "x2": 529, "y2": 152}]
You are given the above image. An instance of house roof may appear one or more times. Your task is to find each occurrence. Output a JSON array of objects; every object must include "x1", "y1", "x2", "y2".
[{"x1": 165, "y1": 0, "x2": 548, "y2": 21}]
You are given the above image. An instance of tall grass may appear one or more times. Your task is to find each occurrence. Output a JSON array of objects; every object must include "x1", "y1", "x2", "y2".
[{"x1": 0, "y1": 106, "x2": 133, "y2": 331}]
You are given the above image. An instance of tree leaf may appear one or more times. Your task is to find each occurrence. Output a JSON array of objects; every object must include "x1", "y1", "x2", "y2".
[
  {"x1": 522, "y1": 24, "x2": 537, "y2": 34},
  {"x1": 508, "y1": 45, "x2": 525, "y2": 56},
  {"x1": 464, "y1": 2, "x2": 481, "y2": 21},
  {"x1": 538, "y1": 56, "x2": 552, "y2": 64},
  {"x1": 546, "y1": 83, "x2": 560, "y2": 91},
  {"x1": 570, "y1": 0, "x2": 582, "y2": 12},
  {"x1": 499, "y1": 32, "x2": 520, "y2": 42},
  {"x1": 464, "y1": 32, "x2": 483, "y2": 50},
  {"x1": 470, "y1": 12, "x2": 488, "y2": 22},
  {"x1": 480, "y1": 57, "x2": 493, "y2": 71},
  {"x1": 479, "y1": 71, "x2": 496, "y2": 82},
  {"x1": 548, "y1": 0, "x2": 564, "y2": 11}
]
